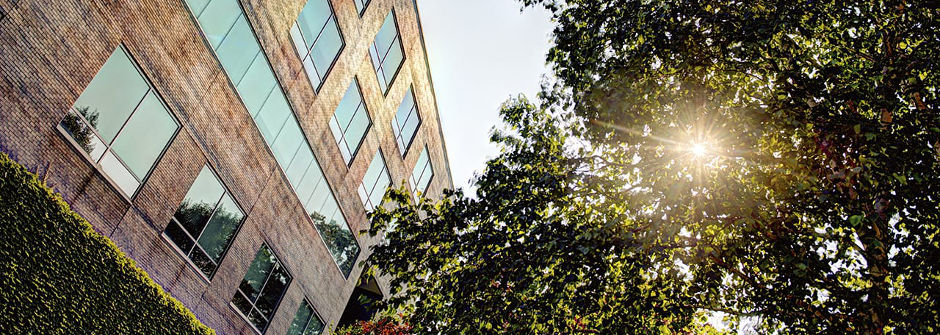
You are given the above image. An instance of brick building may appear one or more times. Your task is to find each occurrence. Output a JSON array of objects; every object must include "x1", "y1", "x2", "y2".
[{"x1": 0, "y1": 0, "x2": 452, "y2": 333}]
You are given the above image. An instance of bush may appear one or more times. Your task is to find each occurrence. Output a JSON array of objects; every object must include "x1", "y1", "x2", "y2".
[{"x1": 0, "y1": 152, "x2": 214, "y2": 334}]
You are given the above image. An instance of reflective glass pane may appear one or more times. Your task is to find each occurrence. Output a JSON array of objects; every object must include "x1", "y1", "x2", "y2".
[
  {"x1": 297, "y1": 0, "x2": 331, "y2": 50},
  {"x1": 290, "y1": 24, "x2": 309, "y2": 60},
  {"x1": 344, "y1": 105, "x2": 370, "y2": 156},
  {"x1": 217, "y1": 17, "x2": 261, "y2": 84},
  {"x1": 395, "y1": 89, "x2": 415, "y2": 121},
  {"x1": 306, "y1": 181, "x2": 331, "y2": 216},
  {"x1": 165, "y1": 220, "x2": 195, "y2": 254},
  {"x1": 174, "y1": 166, "x2": 224, "y2": 235},
  {"x1": 372, "y1": 168, "x2": 390, "y2": 206},
  {"x1": 232, "y1": 292, "x2": 253, "y2": 318},
  {"x1": 255, "y1": 263, "x2": 290, "y2": 318},
  {"x1": 303, "y1": 314, "x2": 325, "y2": 335},
  {"x1": 302, "y1": 58, "x2": 321, "y2": 90},
  {"x1": 198, "y1": 0, "x2": 242, "y2": 49},
  {"x1": 310, "y1": 18, "x2": 342, "y2": 75},
  {"x1": 110, "y1": 92, "x2": 178, "y2": 179},
  {"x1": 254, "y1": 92, "x2": 291, "y2": 145},
  {"x1": 270, "y1": 120, "x2": 303, "y2": 167},
  {"x1": 373, "y1": 13, "x2": 397, "y2": 56},
  {"x1": 295, "y1": 164, "x2": 323, "y2": 206},
  {"x1": 287, "y1": 301, "x2": 314, "y2": 335},
  {"x1": 285, "y1": 146, "x2": 313, "y2": 187},
  {"x1": 358, "y1": 186, "x2": 371, "y2": 210},
  {"x1": 73, "y1": 49, "x2": 149, "y2": 143},
  {"x1": 100, "y1": 151, "x2": 140, "y2": 195},
  {"x1": 247, "y1": 309, "x2": 268, "y2": 332},
  {"x1": 185, "y1": 0, "x2": 211, "y2": 17},
  {"x1": 197, "y1": 194, "x2": 244, "y2": 262},
  {"x1": 333, "y1": 82, "x2": 362, "y2": 128},
  {"x1": 362, "y1": 153, "x2": 384, "y2": 190},
  {"x1": 60, "y1": 109, "x2": 107, "y2": 161},
  {"x1": 240, "y1": 245, "x2": 277, "y2": 302},
  {"x1": 401, "y1": 108, "x2": 420, "y2": 146},
  {"x1": 190, "y1": 246, "x2": 216, "y2": 277},
  {"x1": 237, "y1": 55, "x2": 276, "y2": 116},
  {"x1": 328, "y1": 116, "x2": 344, "y2": 146},
  {"x1": 381, "y1": 37, "x2": 404, "y2": 87}
]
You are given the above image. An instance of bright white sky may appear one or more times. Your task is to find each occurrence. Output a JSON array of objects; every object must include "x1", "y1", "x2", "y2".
[{"x1": 416, "y1": 0, "x2": 553, "y2": 190}]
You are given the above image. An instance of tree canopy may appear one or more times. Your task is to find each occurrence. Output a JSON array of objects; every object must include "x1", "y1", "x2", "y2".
[{"x1": 362, "y1": 0, "x2": 939, "y2": 333}]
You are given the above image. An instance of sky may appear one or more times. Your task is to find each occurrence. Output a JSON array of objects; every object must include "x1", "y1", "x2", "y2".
[{"x1": 416, "y1": 0, "x2": 554, "y2": 191}]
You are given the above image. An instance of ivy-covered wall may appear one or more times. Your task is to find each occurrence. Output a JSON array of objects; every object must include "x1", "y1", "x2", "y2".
[{"x1": 0, "y1": 153, "x2": 214, "y2": 334}]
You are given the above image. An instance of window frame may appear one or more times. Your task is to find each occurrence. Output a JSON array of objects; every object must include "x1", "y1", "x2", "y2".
[
  {"x1": 330, "y1": 78, "x2": 373, "y2": 167},
  {"x1": 368, "y1": 9, "x2": 406, "y2": 96},
  {"x1": 230, "y1": 242, "x2": 294, "y2": 335},
  {"x1": 354, "y1": 0, "x2": 371, "y2": 16},
  {"x1": 55, "y1": 44, "x2": 181, "y2": 201},
  {"x1": 409, "y1": 145, "x2": 434, "y2": 197},
  {"x1": 162, "y1": 164, "x2": 247, "y2": 281},
  {"x1": 184, "y1": 0, "x2": 360, "y2": 279},
  {"x1": 358, "y1": 149, "x2": 391, "y2": 212},
  {"x1": 289, "y1": 0, "x2": 346, "y2": 93},
  {"x1": 391, "y1": 85, "x2": 423, "y2": 157},
  {"x1": 287, "y1": 298, "x2": 326, "y2": 335}
]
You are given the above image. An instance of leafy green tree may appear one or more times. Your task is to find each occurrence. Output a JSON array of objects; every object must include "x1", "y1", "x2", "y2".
[{"x1": 365, "y1": 0, "x2": 939, "y2": 333}]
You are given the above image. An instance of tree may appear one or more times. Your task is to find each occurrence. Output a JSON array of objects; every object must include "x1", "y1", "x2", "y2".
[
  {"x1": 517, "y1": 0, "x2": 939, "y2": 332},
  {"x1": 366, "y1": 0, "x2": 939, "y2": 333}
]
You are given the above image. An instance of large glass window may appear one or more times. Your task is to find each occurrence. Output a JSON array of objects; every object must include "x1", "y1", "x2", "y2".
[
  {"x1": 286, "y1": 299, "x2": 325, "y2": 335},
  {"x1": 289, "y1": 0, "x2": 344, "y2": 91},
  {"x1": 368, "y1": 11, "x2": 405, "y2": 94},
  {"x1": 392, "y1": 88, "x2": 421, "y2": 156},
  {"x1": 59, "y1": 46, "x2": 179, "y2": 197},
  {"x1": 232, "y1": 244, "x2": 292, "y2": 333},
  {"x1": 358, "y1": 151, "x2": 390, "y2": 212},
  {"x1": 329, "y1": 79, "x2": 371, "y2": 165},
  {"x1": 353, "y1": 0, "x2": 370, "y2": 15},
  {"x1": 187, "y1": 0, "x2": 360, "y2": 278},
  {"x1": 164, "y1": 166, "x2": 245, "y2": 278},
  {"x1": 410, "y1": 146, "x2": 434, "y2": 198}
]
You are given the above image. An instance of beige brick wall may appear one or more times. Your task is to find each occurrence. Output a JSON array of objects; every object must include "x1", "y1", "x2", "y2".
[{"x1": 0, "y1": 0, "x2": 453, "y2": 333}]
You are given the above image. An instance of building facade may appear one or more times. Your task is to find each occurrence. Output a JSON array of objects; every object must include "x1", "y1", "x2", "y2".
[{"x1": 0, "y1": 0, "x2": 452, "y2": 333}]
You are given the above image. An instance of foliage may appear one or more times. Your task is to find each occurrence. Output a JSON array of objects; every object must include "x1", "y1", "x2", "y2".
[
  {"x1": 366, "y1": 0, "x2": 939, "y2": 333},
  {"x1": 528, "y1": 0, "x2": 938, "y2": 333},
  {"x1": 60, "y1": 106, "x2": 99, "y2": 153},
  {"x1": 335, "y1": 317, "x2": 412, "y2": 335},
  {"x1": 0, "y1": 152, "x2": 214, "y2": 334},
  {"x1": 366, "y1": 98, "x2": 699, "y2": 333}
]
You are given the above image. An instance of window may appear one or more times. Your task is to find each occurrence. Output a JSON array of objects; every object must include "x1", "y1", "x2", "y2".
[
  {"x1": 391, "y1": 88, "x2": 421, "y2": 156},
  {"x1": 353, "y1": 0, "x2": 370, "y2": 15},
  {"x1": 289, "y1": 0, "x2": 344, "y2": 91},
  {"x1": 286, "y1": 299, "x2": 325, "y2": 335},
  {"x1": 329, "y1": 79, "x2": 371, "y2": 165},
  {"x1": 368, "y1": 11, "x2": 405, "y2": 94},
  {"x1": 358, "y1": 151, "x2": 390, "y2": 212},
  {"x1": 409, "y1": 146, "x2": 433, "y2": 197},
  {"x1": 187, "y1": 0, "x2": 360, "y2": 278},
  {"x1": 232, "y1": 244, "x2": 292, "y2": 333},
  {"x1": 59, "y1": 46, "x2": 179, "y2": 197},
  {"x1": 164, "y1": 165, "x2": 245, "y2": 279}
]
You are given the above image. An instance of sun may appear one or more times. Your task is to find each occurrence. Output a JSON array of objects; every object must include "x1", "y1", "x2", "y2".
[{"x1": 690, "y1": 142, "x2": 708, "y2": 157}]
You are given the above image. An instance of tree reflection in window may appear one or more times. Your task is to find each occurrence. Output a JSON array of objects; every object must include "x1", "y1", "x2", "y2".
[
  {"x1": 310, "y1": 211, "x2": 359, "y2": 276},
  {"x1": 165, "y1": 165, "x2": 245, "y2": 278}
]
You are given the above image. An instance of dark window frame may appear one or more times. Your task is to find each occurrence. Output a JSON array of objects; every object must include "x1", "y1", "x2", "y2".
[
  {"x1": 231, "y1": 242, "x2": 294, "y2": 335},
  {"x1": 358, "y1": 148, "x2": 391, "y2": 211},
  {"x1": 55, "y1": 44, "x2": 181, "y2": 201},
  {"x1": 369, "y1": 9, "x2": 407, "y2": 96},
  {"x1": 289, "y1": 0, "x2": 347, "y2": 93},
  {"x1": 354, "y1": 0, "x2": 371, "y2": 16},
  {"x1": 410, "y1": 145, "x2": 434, "y2": 196},
  {"x1": 330, "y1": 78, "x2": 373, "y2": 167},
  {"x1": 184, "y1": 0, "x2": 361, "y2": 280},
  {"x1": 392, "y1": 85, "x2": 423, "y2": 157},
  {"x1": 162, "y1": 164, "x2": 247, "y2": 281},
  {"x1": 287, "y1": 297, "x2": 326, "y2": 335}
]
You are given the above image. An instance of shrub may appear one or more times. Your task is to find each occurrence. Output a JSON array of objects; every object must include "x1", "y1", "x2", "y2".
[{"x1": 0, "y1": 152, "x2": 214, "y2": 334}]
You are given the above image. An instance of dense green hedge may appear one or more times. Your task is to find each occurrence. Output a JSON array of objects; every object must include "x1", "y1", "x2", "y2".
[{"x1": 0, "y1": 153, "x2": 214, "y2": 334}]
